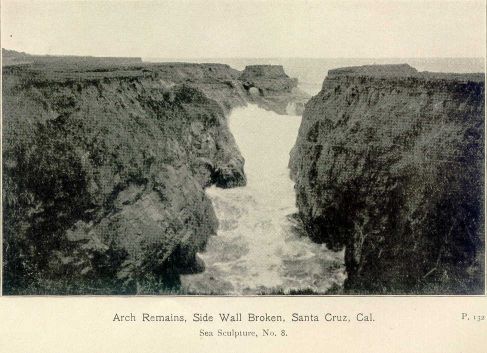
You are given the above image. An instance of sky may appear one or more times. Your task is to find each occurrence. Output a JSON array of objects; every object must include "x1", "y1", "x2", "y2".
[{"x1": 1, "y1": 0, "x2": 486, "y2": 58}]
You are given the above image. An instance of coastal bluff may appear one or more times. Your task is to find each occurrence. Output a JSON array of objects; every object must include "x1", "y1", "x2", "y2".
[
  {"x1": 239, "y1": 65, "x2": 309, "y2": 115},
  {"x1": 290, "y1": 64, "x2": 485, "y2": 294},
  {"x1": 2, "y1": 50, "x2": 309, "y2": 294}
]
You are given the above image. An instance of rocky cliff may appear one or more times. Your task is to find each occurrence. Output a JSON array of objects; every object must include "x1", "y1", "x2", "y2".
[
  {"x1": 2, "y1": 53, "x2": 307, "y2": 294},
  {"x1": 290, "y1": 64, "x2": 485, "y2": 294},
  {"x1": 239, "y1": 65, "x2": 309, "y2": 115}
]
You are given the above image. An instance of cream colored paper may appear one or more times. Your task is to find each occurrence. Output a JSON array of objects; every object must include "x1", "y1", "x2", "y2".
[{"x1": 1, "y1": 1, "x2": 486, "y2": 352}]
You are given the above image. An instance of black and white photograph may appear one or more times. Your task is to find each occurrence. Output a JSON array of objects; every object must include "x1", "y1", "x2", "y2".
[{"x1": 1, "y1": 0, "x2": 485, "y2": 299}]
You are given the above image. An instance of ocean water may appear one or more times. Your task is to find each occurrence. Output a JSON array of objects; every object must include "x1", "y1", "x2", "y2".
[
  {"x1": 180, "y1": 105, "x2": 346, "y2": 294},
  {"x1": 146, "y1": 57, "x2": 485, "y2": 95},
  {"x1": 169, "y1": 57, "x2": 483, "y2": 294}
]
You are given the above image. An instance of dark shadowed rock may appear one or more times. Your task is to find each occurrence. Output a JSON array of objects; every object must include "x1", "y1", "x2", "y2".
[
  {"x1": 2, "y1": 67, "x2": 244, "y2": 294},
  {"x1": 290, "y1": 64, "x2": 485, "y2": 294},
  {"x1": 2, "y1": 51, "x2": 311, "y2": 294}
]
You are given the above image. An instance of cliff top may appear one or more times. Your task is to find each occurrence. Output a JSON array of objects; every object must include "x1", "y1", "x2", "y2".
[
  {"x1": 2, "y1": 48, "x2": 142, "y2": 68},
  {"x1": 240, "y1": 65, "x2": 289, "y2": 79},
  {"x1": 329, "y1": 64, "x2": 418, "y2": 76},
  {"x1": 328, "y1": 63, "x2": 485, "y2": 82},
  {"x1": 2, "y1": 49, "x2": 242, "y2": 83},
  {"x1": 3, "y1": 50, "x2": 293, "y2": 84}
]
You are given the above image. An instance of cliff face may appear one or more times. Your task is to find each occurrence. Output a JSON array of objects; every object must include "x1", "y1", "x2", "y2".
[
  {"x1": 290, "y1": 64, "x2": 485, "y2": 294},
  {"x1": 239, "y1": 65, "x2": 309, "y2": 115},
  {"x1": 3, "y1": 58, "x2": 306, "y2": 294}
]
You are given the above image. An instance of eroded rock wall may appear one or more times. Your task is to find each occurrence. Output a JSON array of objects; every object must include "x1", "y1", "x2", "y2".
[
  {"x1": 2, "y1": 54, "x2": 310, "y2": 294},
  {"x1": 239, "y1": 65, "x2": 309, "y2": 115},
  {"x1": 2, "y1": 66, "x2": 245, "y2": 294},
  {"x1": 290, "y1": 64, "x2": 485, "y2": 294}
]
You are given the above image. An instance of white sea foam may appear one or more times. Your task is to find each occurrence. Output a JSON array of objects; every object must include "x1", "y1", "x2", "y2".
[{"x1": 181, "y1": 105, "x2": 346, "y2": 295}]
